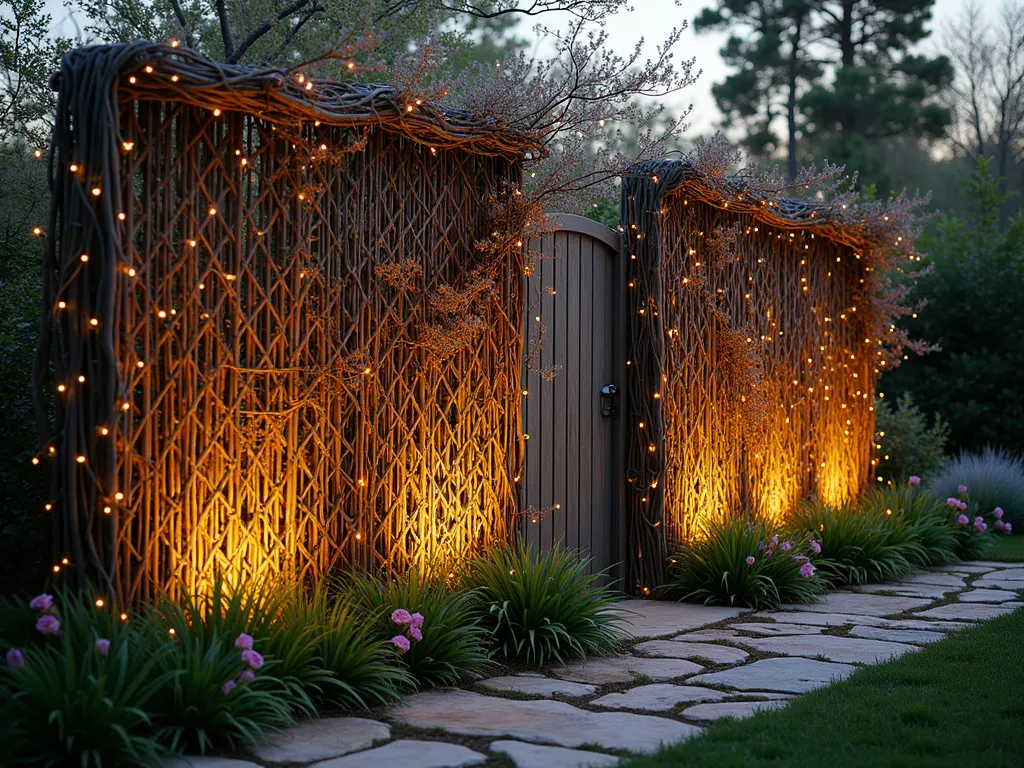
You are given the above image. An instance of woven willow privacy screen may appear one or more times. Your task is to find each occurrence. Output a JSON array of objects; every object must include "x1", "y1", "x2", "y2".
[
  {"x1": 37, "y1": 43, "x2": 531, "y2": 604},
  {"x1": 622, "y1": 161, "x2": 876, "y2": 590}
]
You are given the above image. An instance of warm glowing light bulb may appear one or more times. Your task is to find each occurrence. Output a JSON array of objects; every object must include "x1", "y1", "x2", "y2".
[
  {"x1": 76, "y1": 455, "x2": 86, "y2": 463},
  {"x1": 213, "y1": 109, "x2": 221, "y2": 117},
  {"x1": 62, "y1": 557, "x2": 69, "y2": 565},
  {"x1": 122, "y1": 141, "x2": 134, "y2": 151},
  {"x1": 34, "y1": 149, "x2": 42, "y2": 158},
  {"x1": 91, "y1": 187, "x2": 101, "y2": 197},
  {"x1": 96, "y1": 598, "x2": 105, "y2": 607},
  {"x1": 70, "y1": 164, "x2": 78, "y2": 172},
  {"x1": 57, "y1": 384, "x2": 66, "y2": 392},
  {"x1": 53, "y1": 565, "x2": 60, "y2": 572},
  {"x1": 114, "y1": 492, "x2": 124, "y2": 500},
  {"x1": 32, "y1": 226, "x2": 42, "y2": 236},
  {"x1": 120, "y1": 612, "x2": 128, "y2": 620},
  {"x1": 208, "y1": 206, "x2": 217, "y2": 215},
  {"x1": 90, "y1": 318, "x2": 99, "y2": 326},
  {"x1": 100, "y1": 427, "x2": 109, "y2": 435},
  {"x1": 31, "y1": 457, "x2": 39, "y2": 465}
]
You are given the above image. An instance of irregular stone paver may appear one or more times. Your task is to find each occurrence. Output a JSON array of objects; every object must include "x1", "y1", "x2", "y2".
[
  {"x1": 682, "y1": 699, "x2": 789, "y2": 722},
  {"x1": 935, "y1": 563, "x2": 996, "y2": 573},
  {"x1": 673, "y1": 628, "x2": 740, "y2": 642},
  {"x1": 312, "y1": 740, "x2": 485, "y2": 768},
  {"x1": 477, "y1": 676, "x2": 597, "y2": 698},
  {"x1": 914, "y1": 602, "x2": 1024, "y2": 621},
  {"x1": 390, "y1": 690, "x2": 702, "y2": 753},
  {"x1": 633, "y1": 640, "x2": 749, "y2": 664},
  {"x1": 899, "y1": 573, "x2": 968, "y2": 587},
  {"x1": 972, "y1": 577, "x2": 1024, "y2": 590},
  {"x1": 854, "y1": 583, "x2": 955, "y2": 599},
  {"x1": 781, "y1": 592, "x2": 931, "y2": 616},
  {"x1": 590, "y1": 684, "x2": 732, "y2": 711},
  {"x1": 959, "y1": 588, "x2": 1019, "y2": 603},
  {"x1": 689, "y1": 657, "x2": 855, "y2": 693},
  {"x1": 728, "y1": 622, "x2": 824, "y2": 636},
  {"x1": 167, "y1": 759, "x2": 260, "y2": 768},
  {"x1": 752, "y1": 611, "x2": 967, "y2": 632},
  {"x1": 248, "y1": 717, "x2": 390, "y2": 763},
  {"x1": 552, "y1": 656, "x2": 703, "y2": 684},
  {"x1": 489, "y1": 741, "x2": 619, "y2": 768},
  {"x1": 618, "y1": 600, "x2": 746, "y2": 638},
  {"x1": 848, "y1": 625, "x2": 946, "y2": 644},
  {"x1": 733, "y1": 633, "x2": 918, "y2": 664},
  {"x1": 964, "y1": 562, "x2": 1024, "y2": 570}
]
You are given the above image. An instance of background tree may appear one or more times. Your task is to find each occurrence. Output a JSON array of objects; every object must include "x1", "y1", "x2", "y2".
[
  {"x1": 942, "y1": 0, "x2": 1024, "y2": 206},
  {"x1": 695, "y1": 0, "x2": 818, "y2": 179},
  {"x1": 881, "y1": 157, "x2": 1024, "y2": 454}
]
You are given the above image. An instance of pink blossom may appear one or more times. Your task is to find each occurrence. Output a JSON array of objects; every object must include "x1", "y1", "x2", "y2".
[
  {"x1": 95, "y1": 638, "x2": 110, "y2": 657},
  {"x1": 764, "y1": 549, "x2": 774, "y2": 557},
  {"x1": 973, "y1": 517, "x2": 987, "y2": 533},
  {"x1": 799, "y1": 562, "x2": 817, "y2": 579},
  {"x1": 241, "y1": 649, "x2": 264, "y2": 669},
  {"x1": 35, "y1": 615, "x2": 60, "y2": 635},
  {"x1": 238, "y1": 669, "x2": 255, "y2": 683},
  {"x1": 391, "y1": 609, "x2": 412, "y2": 626},
  {"x1": 745, "y1": 556, "x2": 756, "y2": 565},
  {"x1": 6, "y1": 649, "x2": 24, "y2": 669},
  {"x1": 769, "y1": 535, "x2": 779, "y2": 547},
  {"x1": 956, "y1": 499, "x2": 967, "y2": 511},
  {"x1": 1006, "y1": 523, "x2": 1013, "y2": 534},
  {"x1": 994, "y1": 507, "x2": 1004, "y2": 520},
  {"x1": 780, "y1": 541, "x2": 792, "y2": 552},
  {"x1": 391, "y1": 635, "x2": 411, "y2": 653},
  {"x1": 958, "y1": 484, "x2": 968, "y2": 495},
  {"x1": 408, "y1": 626, "x2": 423, "y2": 642},
  {"x1": 234, "y1": 633, "x2": 253, "y2": 650},
  {"x1": 908, "y1": 476, "x2": 921, "y2": 487},
  {"x1": 957, "y1": 514, "x2": 969, "y2": 526},
  {"x1": 809, "y1": 540, "x2": 822, "y2": 555},
  {"x1": 995, "y1": 520, "x2": 1006, "y2": 532},
  {"x1": 29, "y1": 594, "x2": 54, "y2": 612},
  {"x1": 222, "y1": 680, "x2": 236, "y2": 694},
  {"x1": 946, "y1": 498, "x2": 961, "y2": 510},
  {"x1": 409, "y1": 612, "x2": 424, "y2": 630}
]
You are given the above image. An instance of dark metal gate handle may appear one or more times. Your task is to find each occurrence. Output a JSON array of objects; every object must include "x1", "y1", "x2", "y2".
[{"x1": 600, "y1": 384, "x2": 619, "y2": 417}]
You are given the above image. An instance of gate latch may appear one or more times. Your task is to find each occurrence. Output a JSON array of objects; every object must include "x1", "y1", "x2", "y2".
[{"x1": 600, "y1": 384, "x2": 619, "y2": 417}]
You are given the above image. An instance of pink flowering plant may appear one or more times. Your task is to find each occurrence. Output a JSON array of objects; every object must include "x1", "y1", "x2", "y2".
[
  {"x1": 0, "y1": 587, "x2": 175, "y2": 767},
  {"x1": 944, "y1": 484, "x2": 1002, "y2": 559},
  {"x1": 340, "y1": 569, "x2": 490, "y2": 688},
  {"x1": 669, "y1": 519, "x2": 825, "y2": 610}
]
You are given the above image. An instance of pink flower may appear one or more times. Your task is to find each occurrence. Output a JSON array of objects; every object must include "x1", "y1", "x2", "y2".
[
  {"x1": 238, "y1": 669, "x2": 255, "y2": 683},
  {"x1": 391, "y1": 609, "x2": 412, "y2": 626},
  {"x1": 222, "y1": 680, "x2": 236, "y2": 694},
  {"x1": 234, "y1": 633, "x2": 253, "y2": 650},
  {"x1": 769, "y1": 535, "x2": 779, "y2": 547},
  {"x1": 809, "y1": 540, "x2": 822, "y2": 554},
  {"x1": 745, "y1": 556, "x2": 756, "y2": 565},
  {"x1": 241, "y1": 649, "x2": 264, "y2": 669},
  {"x1": 764, "y1": 549, "x2": 774, "y2": 557},
  {"x1": 35, "y1": 615, "x2": 60, "y2": 635},
  {"x1": 95, "y1": 638, "x2": 110, "y2": 657},
  {"x1": 391, "y1": 635, "x2": 411, "y2": 653},
  {"x1": 1006, "y1": 523, "x2": 1013, "y2": 534},
  {"x1": 6, "y1": 649, "x2": 24, "y2": 669},
  {"x1": 409, "y1": 612, "x2": 424, "y2": 630},
  {"x1": 958, "y1": 484, "x2": 968, "y2": 495},
  {"x1": 957, "y1": 514, "x2": 969, "y2": 526},
  {"x1": 946, "y1": 497, "x2": 961, "y2": 510},
  {"x1": 799, "y1": 562, "x2": 817, "y2": 579},
  {"x1": 780, "y1": 541, "x2": 792, "y2": 551},
  {"x1": 908, "y1": 476, "x2": 921, "y2": 486},
  {"x1": 995, "y1": 520, "x2": 1006, "y2": 532},
  {"x1": 408, "y1": 626, "x2": 423, "y2": 642},
  {"x1": 29, "y1": 594, "x2": 54, "y2": 612},
  {"x1": 973, "y1": 517, "x2": 987, "y2": 533},
  {"x1": 994, "y1": 507, "x2": 1004, "y2": 520}
]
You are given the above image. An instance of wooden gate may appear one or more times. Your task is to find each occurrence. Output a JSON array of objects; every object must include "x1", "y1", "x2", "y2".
[{"x1": 519, "y1": 214, "x2": 628, "y2": 585}]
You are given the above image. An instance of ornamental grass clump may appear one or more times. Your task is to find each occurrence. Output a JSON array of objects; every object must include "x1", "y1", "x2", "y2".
[
  {"x1": 860, "y1": 482, "x2": 958, "y2": 567},
  {"x1": 667, "y1": 519, "x2": 826, "y2": 610},
  {"x1": 464, "y1": 539, "x2": 627, "y2": 666},
  {"x1": 0, "y1": 588, "x2": 173, "y2": 768},
  {"x1": 339, "y1": 570, "x2": 490, "y2": 688},
  {"x1": 789, "y1": 502, "x2": 920, "y2": 586},
  {"x1": 930, "y1": 447, "x2": 1024, "y2": 529}
]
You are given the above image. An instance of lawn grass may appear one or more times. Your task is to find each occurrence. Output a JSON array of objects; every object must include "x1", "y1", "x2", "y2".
[
  {"x1": 624, "y1": 606, "x2": 1024, "y2": 768},
  {"x1": 989, "y1": 534, "x2": 1024, "y2": 563}
]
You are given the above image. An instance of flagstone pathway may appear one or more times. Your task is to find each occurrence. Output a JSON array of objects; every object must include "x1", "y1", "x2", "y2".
[{"x1": 169, "y1": 561, "x2": 1024, "y2": 768}]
